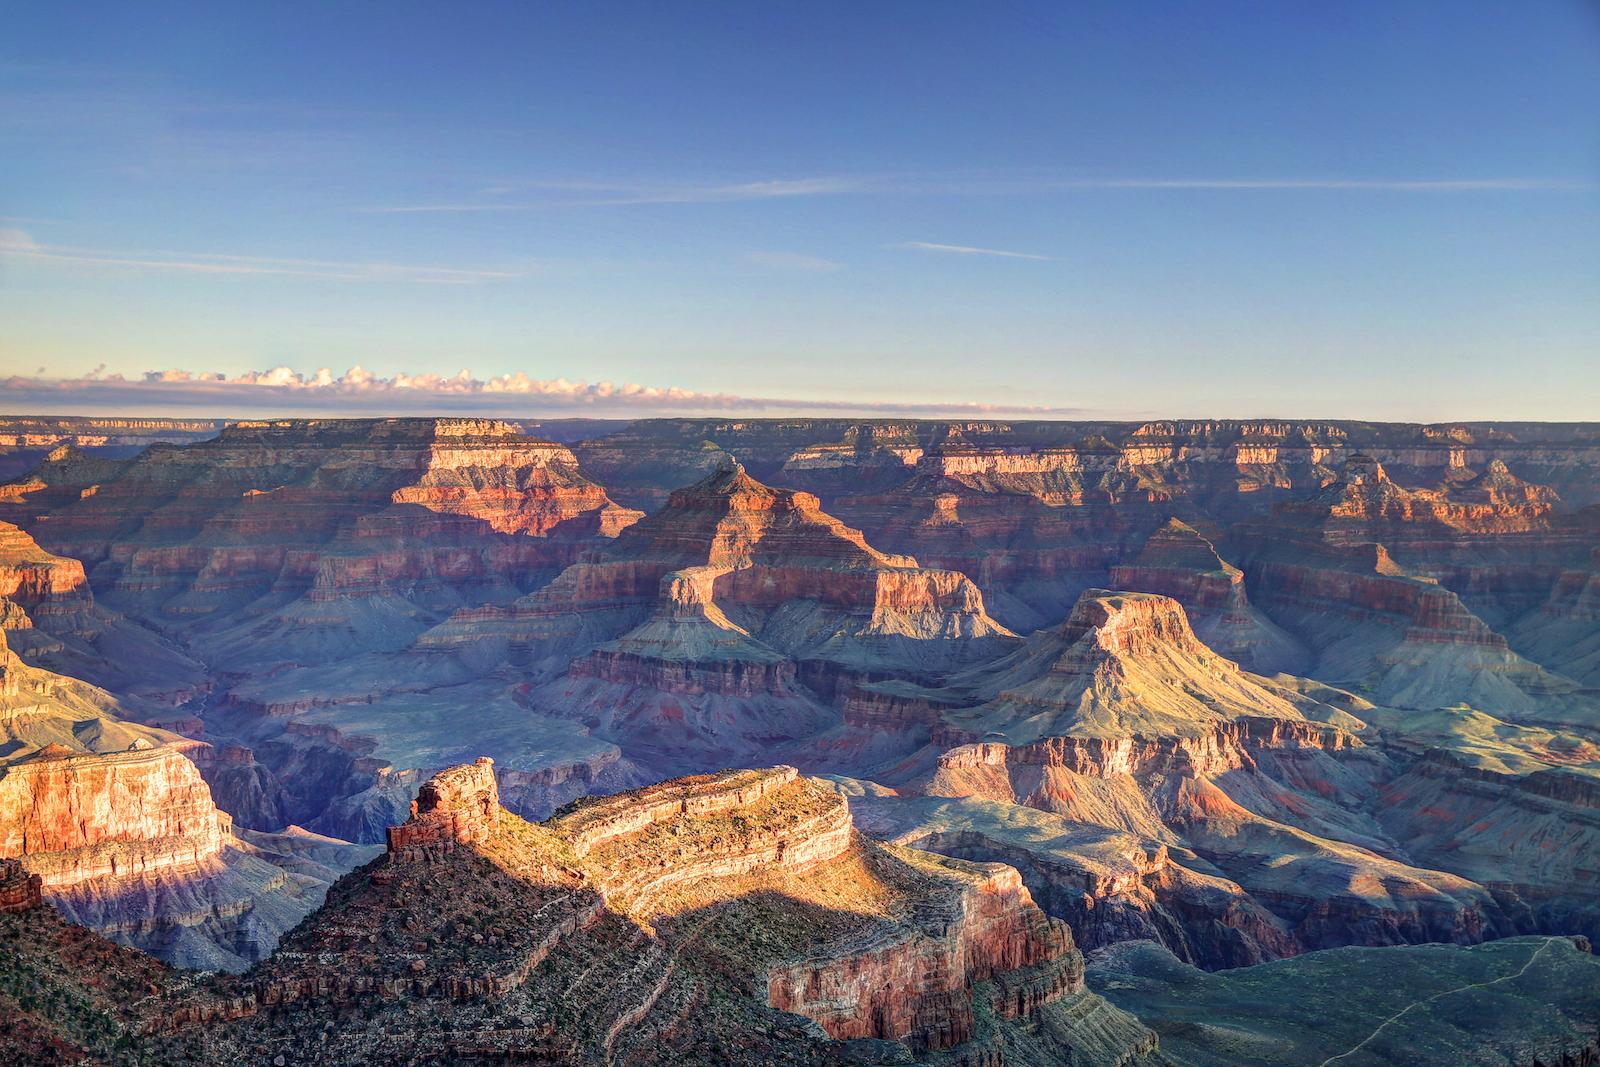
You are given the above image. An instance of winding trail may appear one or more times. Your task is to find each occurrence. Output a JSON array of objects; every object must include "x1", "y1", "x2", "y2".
[{"x1": 1315, "y1": 937, "x2": 1558, "y2": 1067}]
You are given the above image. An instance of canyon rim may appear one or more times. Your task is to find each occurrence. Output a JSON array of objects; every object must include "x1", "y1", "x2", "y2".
[{"x1": 4, "y1": 3, "x2": 1599, "y2": 1063}]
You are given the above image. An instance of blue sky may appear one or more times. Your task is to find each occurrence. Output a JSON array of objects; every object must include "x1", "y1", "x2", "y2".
[{"x1": 2, "y1": 1, "x2": 1596, "y2": 419}]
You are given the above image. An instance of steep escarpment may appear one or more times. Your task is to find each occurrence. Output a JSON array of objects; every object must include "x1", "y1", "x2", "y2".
[
  {"x1": 1231, "y1": 464, "x2": 1593, "y2": 722},
  {"x1": 842, "y1": 789, "x2": 1296, "y2": 970},
  {"x1": 1109, "y1": 518, "x2": 1307, "y2": 674},
  {"x1": 572, "y1": 419, "x2": 1600, "y2": 632},
  {"x1": 868, "y1": 590, "x2": 1523, "y2": 962},
  {"x1": 8, "y1": 418, "x2": 637, "y2": 643},
  {"x1": 0, "y1": 521, "x2": 93, "y2": 634},
  {"x1": 0, "y1": 742, "x2": 228, "y2": 888},
  {"x1": 0, "y1": 641, "x2": 373, "y2": 970},
  {"x1": 0, "y1": 519, "x2": 203, "y2": 709},
  {"x1": 1244, "y1": 453, "x2": 1589, "y2": 628},
  {"x1": 1508, "y1": 537, "x2": 1600, "y2": 686},
  {"x1": 426, "y1": 462, "x2": 1014, "y2": 770},
  {"x1": 936, "y1": 590, "x2": 1334, "y2": 742},
  {"x1": 0, "y1": 415, "x2": 222, "y2": 484},
  {"x1": 125, "y1": 761, "x2": 1154, "y2": 1066},
  {"x1": 0, "y1": 418, "x2": 648, "y2": 848},
  {"x1": 573, "y1": 418, "x2": 1600, "y2": 512}
]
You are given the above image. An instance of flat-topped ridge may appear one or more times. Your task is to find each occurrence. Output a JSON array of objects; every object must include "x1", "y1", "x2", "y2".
[
  {"x1": 555, "y1": 765, "x2": 803, "y2": 858},
  {"x1": 1056, "y1": 588, "x2": 1208, "y2": 658}
]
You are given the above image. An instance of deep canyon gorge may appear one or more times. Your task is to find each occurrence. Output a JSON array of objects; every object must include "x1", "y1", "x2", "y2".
[{"x1": 2, "y1": 415, "x2": 1599, "y2": 1066}]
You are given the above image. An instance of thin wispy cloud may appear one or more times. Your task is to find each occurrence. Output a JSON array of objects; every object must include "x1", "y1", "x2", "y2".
[
  {"x1": 362, "y1": 176, "x2": 863, "y2": 213},
  {"x1": 1, "y1": 365, "x2": 1085, "y2": 419},
  {"x1": 899, "y1": 241, "x2": 1050, "y2": 261},
  {"x1": 0, "y1": 230, "x2": 522, "y2": 284},
  {"x1": 358, "y1": 171, "x2": 1591, "y2": 214}
]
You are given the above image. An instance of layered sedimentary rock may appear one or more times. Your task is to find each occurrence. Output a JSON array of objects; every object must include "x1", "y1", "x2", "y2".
[
  {"x1": 1230, "y1": 460, "x2": 1595, "y2": 722},
  {"x1": 842, "y1": 788, "x2": 1298, "y2": 969},
  {"x1": 1508, "y1": 538, "x2": 1600, "y2": 686},
  {"x1": 5, "y1": 415, "x2": 1600, "y2": 999},
  {"x1": 385, "y1": 756, "x2": 500, "y2": 860},
  {"x1": 868, "y1": 590, "x2": 1523, "y2": 961},
  {"x1": 0, "y1": 518, "x2": 203, "y2": 710},
  {"x1": 934, "y1": 590, "x2": 1340, "y2": 742},
  {"x1": 8, "y1": 418, "x2": 637, "y2": 640},
  {"x1": 0, "y1": 635, "x2": 373, "y2": 970},
  {"x1": 0, "y1": 520, "x2": 92, "y2": 628},
  {"x1": 1109, "y1": 518, "x2": 1307, "y2": 674},
  {"x1": 0, "y1": 856, "x2": 43, "y2": 912},
  {"x1": 0, "y1": 741, "x2": 228, "y2": 888},
  {"x1": 567, "y1": 418, "x2": 1600, "y2": 632},
  {"x1": 0, "y1": 735, "x2": 374, "y2": 969},
  {"x1": 1349, "y1": 700, "x2": 1600, "y2": 943},
  {"x1": 0, "y1": 415, "x2": 222, "y2": 483},
  {"x1": 103, "y1": 760, "x2": 1154, "y2": 1066},
  {"x1": 766, "y1": 862, "x2": 1078, "y2": 1051},
  {"x1": 0, "y1": 418, "x2": 648, "y2": 846},
  {"x1": 424, "y1": 462, "x2": 1014, "y2": 770},
  {"x1": 1241, "y1": 452, "x2": 1590, "y2": 626},
  {"x1": 575, "y1": 418, "x2": 1600, "y2": 511}
]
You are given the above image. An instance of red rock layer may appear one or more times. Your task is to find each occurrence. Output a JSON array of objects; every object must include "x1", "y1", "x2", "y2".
[
  {"x1": 386, "y1": 756, "x2": 500, "y2": 861},
  {"x1": 0, "y1": 520, "x2": 95, "y2": 638},
  {"x1": 766, "y1": 863, "x2": 1079, "y2": 1051},
  {"x1": 0, "y1": 856, "x2": 43, "y2": 912},
  {"x1": 0, "y1": 742, "x2": 228, "y2": 889},
  {"x1": 1108, "y1": 518, "x2": 1242, "y2": 609},
  {"x1": 9, "y1": 418, "x2": 638, "y2": 623},
  {"x1": 930, "y1": 716, "x2": 1357, "y2": 788},
  {"x1": 424, "y1": 463, "x2": 1009, "y2": 686}
]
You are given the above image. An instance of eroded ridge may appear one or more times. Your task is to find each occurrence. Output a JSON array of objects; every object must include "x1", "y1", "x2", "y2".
[{"x1": 128, "y1": 760, "x2": 1150, "y2": 1065}]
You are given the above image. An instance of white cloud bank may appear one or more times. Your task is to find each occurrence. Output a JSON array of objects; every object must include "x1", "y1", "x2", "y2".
[{"x1": 0, "y1": 365, "x2": 1085, "y2": 418}]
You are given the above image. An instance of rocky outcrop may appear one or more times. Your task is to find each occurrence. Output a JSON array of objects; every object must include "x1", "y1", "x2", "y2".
[
  {"x1": 0, "y1": 646, "x2": 373, "y2": 970},
  {"x1": 5, "y1": 414, "x2": 1599, "y2": 1025},
  {"x1": 0, "y1": 520, "x2": 92, "y2": 625},
  {"x1": 135, "y1": 759, "x2": 1150, "y2": 1066},
  {"x1": 846, "y1": 793, "x2": 1298, "y2": 970},
  {"x1": 558, "y1": 765, "x2": 807, "y2": 857},
  {"x1": 767, "y1": 862, "x2": 1080, "y2": 1051},
  {"x1": 0, "y1": 519, "x2": 99, "y2": 668},
  {"x1": 385, "y1": 756, "x2": 500, "y2": 861},
  {"x1": 1109, "y1": 518, "x2": 1307, "y2": 674},
  {"x1": 1280, "y1": 454, "x2": 1561, "y2": 540},
  {"x1": 433, "y1": 463, "x2": 1013, "y2": 770},
  {"x1": 936, "y1": 590, "x2": 1344, "y2": 743},
  {"x1": 0, "y1": 741, "x2": 227, "y2": 888},
  {"x1": 7, "y1": 419, "x2": 637, "y2": 639},
  {"x1": 930, "y1": 717, "x2": 1358, "y2": 791},
  {"x1": 1238, "y1": 531, "x2": 1588, "y2": 718},
  {"x1": 0, "y1": 415, "x2": 221, "y2": 485},
  {"x1": 565, "y1": 419, "x2": 1600, "y2": 633},
  {"x1": 0, "y1": 856, "x2": 42, "y2": 912}
]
